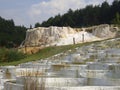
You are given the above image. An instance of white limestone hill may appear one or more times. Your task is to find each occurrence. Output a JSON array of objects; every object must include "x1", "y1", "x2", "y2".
[{"x1": 19, "y1": 24, "x2": 119, "y2": 54}]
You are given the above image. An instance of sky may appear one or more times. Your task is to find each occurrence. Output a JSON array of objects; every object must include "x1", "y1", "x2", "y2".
[{"x1": 0, "y1": 0, "x2": 114, "y2": 27}]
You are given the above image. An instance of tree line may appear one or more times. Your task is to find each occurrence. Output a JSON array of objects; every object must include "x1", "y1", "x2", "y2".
[
  {"x1": 35, "y1": 0, "x2": 120, "y2": 28},
  {"x1": 0, "y1": 17, "x2": 27, "y2": 48}
]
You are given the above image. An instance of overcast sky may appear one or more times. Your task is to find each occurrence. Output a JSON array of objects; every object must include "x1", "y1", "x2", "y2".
[{"x1": 0, "y1": 0, "x2": 113, "y2": 27}]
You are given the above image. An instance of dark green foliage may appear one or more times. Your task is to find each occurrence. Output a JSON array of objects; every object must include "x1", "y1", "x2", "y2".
[
  {"x1": 112, "y1": 12, "x2": 120, "y2": 24},
  {"x1": 100, "y1": 1, "x2": 110, "y2": 24},
  {"x1": 35, "y1": 0, "x2": 120, "y2": 28},
  {"x1": 0, "y1": 48, "x2": 26, "y2": 62},
  {"x1": 0, "y1": 17, "x2": 26, "y2": 48},
  {"x1": 35, "y1": 22, "x2": 41, "y2": 28}
]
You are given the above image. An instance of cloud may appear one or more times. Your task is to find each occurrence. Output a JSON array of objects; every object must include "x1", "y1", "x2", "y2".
[
  {"x1": 28, "y1": 0, "x2": 113, "y2": 24},
  {"x1": 28, "y1": 0, "x2": 86, "y2": 22},
  {"x1": 0, "y1": 8, "x2": 31, "y2": 27}
]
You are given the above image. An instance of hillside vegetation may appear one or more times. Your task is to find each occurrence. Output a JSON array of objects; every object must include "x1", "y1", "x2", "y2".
[{"x1": 0, "y1": 41, "x2": 99, "y2": 66}]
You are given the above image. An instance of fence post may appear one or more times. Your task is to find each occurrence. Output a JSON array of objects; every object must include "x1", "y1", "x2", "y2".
[
  {"x1": 73, "y1": 37, "x2": 75, "y2": 44},
  {"x1": 82, "y1": 34, "x2": 84, "y2": 42}
]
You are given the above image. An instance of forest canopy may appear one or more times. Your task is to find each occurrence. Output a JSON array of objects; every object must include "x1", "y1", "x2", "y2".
[
  {"x1": 0, "y1": 17, "x2": 27, "y2": 48},
  {"x1": 35, "y1": 0, "x2": 120, "y2": 27}
]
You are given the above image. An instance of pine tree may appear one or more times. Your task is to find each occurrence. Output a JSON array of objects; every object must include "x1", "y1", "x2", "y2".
[{"x1": 112, "y1": 12, "x2": 120, "y2": 25}]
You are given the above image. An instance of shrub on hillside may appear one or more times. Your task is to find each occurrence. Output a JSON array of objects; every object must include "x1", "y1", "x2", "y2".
[{"x1": 0, "y1": 48, "x2": 26, "y2": 62}]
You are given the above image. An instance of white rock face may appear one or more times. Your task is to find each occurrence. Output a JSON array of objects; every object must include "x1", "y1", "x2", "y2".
[
  {"x1": 22, "y1": 24, "x2": 118, "y2": 47},
  {"x1": 22, "y1": 26, "x2": 99, "y2": 47},
  {"x1": 19, "y1": 24, "x2": 118, "y2": 54},
  {"x1": 24, "y1": 26, "x2": 76, "y2": 46},
  {"x1": 90, "y1": 24, "x2": 117, "y2": 38}
]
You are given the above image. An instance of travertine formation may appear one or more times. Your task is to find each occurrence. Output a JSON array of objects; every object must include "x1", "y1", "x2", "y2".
[
  {"x1": 86, "y1": 24, "x2": 118, "y2": 38},
  {"x1": 23, "y1": 27, "x2": 76, "y2": 46},
  {"x1": 19, "y1": 24, "x2": 119, "y2": 54},
  {"x1": 1, "y1": 38, "x2": 120, "y2": 90}
]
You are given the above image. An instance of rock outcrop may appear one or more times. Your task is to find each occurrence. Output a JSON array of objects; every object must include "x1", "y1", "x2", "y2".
[
  {"x1": 86, "y1": 24, "x2": 118, "y2": 38},
  {"x1": 23, "y1": 26, "x2": 76, "y2": 46},
  {"x1": 19, "y1": 24, "x2": 118, "y2": 54}
]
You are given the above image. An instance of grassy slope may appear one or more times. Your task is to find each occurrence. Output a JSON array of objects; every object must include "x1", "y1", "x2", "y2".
[{"x1": 0, "y1": 40, "x2": 104, "y2": 66}]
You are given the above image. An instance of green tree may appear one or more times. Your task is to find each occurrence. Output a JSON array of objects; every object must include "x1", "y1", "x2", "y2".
[
  {"x1": 100, "y1": 1, "x2": 110, "y2": 23},
  {"x1": 35, "y1": 22, "x2": 41, "y2": 28},
  {"x1": 112, "y1": 12, "x2": 120, "y2": 24},
  {"x1": 52, "y1": 14, "x2": 61, "y2": 26},
  {"x1": 0, "y1": 16, "x2": 26, "y2": 48},
  {"x1": 30, "y1": 24, "x2": 32, "y2": 29}
]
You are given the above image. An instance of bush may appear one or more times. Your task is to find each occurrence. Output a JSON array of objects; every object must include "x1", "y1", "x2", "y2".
[{"x1": 0, "y1": 48, "x2": 26, "y2": 62}]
